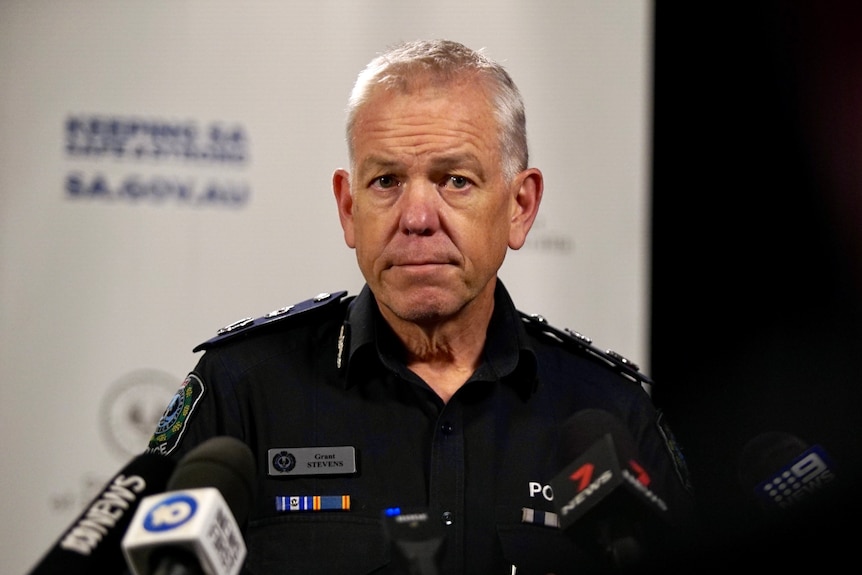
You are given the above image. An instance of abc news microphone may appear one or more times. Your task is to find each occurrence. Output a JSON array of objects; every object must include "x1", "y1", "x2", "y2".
[
  {"x1": 27, "y1": 452, "x2": 176, "y2": 575},
  {"x1": 122, "y1": 436, "x2": 256, "y2": 575},
  {"x1": 549, "y1": 409, "x2": 673, "y2": 571}
]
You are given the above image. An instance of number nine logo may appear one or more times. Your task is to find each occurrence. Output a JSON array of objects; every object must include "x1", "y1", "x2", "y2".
[{"x1": 143, "y1": 494, "x2": 198, "y2": 532}]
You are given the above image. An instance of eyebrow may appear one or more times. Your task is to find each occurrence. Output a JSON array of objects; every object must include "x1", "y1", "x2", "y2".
[
  {"x1": 434, "y1": 154, "x2": 486, "y2": 180},
  {"x1": 358, "y1": 156, "x2": 401, "y2": 175},
  {"x1": 358, "y1": 153, "x2": 487, "y2": 181}
]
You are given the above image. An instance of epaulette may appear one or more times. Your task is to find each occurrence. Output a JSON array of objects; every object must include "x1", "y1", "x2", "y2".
[
  {"x1": 518, "y1": 311, "x2": 655, "y2": 389},
  {"x1": 193, "y1": 290, "x2": 350, "y2": 352}
]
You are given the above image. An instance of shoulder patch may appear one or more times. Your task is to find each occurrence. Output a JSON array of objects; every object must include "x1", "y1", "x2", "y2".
[
  {"x1": 656, "y1": 409, "x2": 694, "y2": 494},
  {"x1": 518, "y1": 311, "x2": 654, "y2": 389},
  {"x1": 193, "y1": 290, "x2": 349, "y2": 352},
  {"x1": 147, "y1": 374, "x2": 205, "y2": 456}
]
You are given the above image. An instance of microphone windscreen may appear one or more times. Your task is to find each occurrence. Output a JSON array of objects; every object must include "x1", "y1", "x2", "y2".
[
  {"x1": 167, "y1": 436, "x2": 256, "y2": 525},
  {"x1": 737, "y1": 431, "x2": 809, "y2": 493}
]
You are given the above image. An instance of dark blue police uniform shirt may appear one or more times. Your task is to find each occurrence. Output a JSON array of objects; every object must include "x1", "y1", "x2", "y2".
[{"x1": 148, "y1": 281, "x2": 694, "y2": 574}]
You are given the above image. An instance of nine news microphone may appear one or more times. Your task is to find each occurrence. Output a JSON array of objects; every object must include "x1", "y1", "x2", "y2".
[
  {"x1": 737, "y1": 431, "x2": 837, "y2": 513},
  {"x1": 27, "y1": 451, "x2": 176, "y2": 575},
  {"x1": 122, "y1": 436, "x2": 256, "y2": 575},
  {"x1": 549, "y1": 409, "x2": 671, "y2": 571}
]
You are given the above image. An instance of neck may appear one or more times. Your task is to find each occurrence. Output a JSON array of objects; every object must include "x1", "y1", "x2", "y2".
[{"x1": 380, "y1": 290, "x2": 495, "y2": 403}]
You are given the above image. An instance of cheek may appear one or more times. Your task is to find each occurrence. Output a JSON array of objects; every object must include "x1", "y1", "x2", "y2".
[
  {"x1": 351, "y1": 215, "x2": 387, "y2": 266},
  {"x1": 481, "y1": 202, "x2": 513, "y2": 242},
  {"x1": 352, "y1": 207, "x2": 380, "y2": 240},
  {"x1": 352, "y1": 239, "x2": 378, "y2": 281},
  {"x1": 460, "y1": 213, "x2": 509, "y2": 262}
]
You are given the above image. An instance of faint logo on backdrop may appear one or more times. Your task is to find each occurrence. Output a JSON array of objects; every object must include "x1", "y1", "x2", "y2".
[
  {"x1": 100, "y1": 368, "x2": 180, "y2": 458},
  {"x1": 62, "y1": 114, "x2": 251, "y2": 208},
  {"x1": 522, "y1": 215, "x2": 574, "y2": 254},
  {"x1": 49, "y1": 369, "x2": 179, "y2": 515}
]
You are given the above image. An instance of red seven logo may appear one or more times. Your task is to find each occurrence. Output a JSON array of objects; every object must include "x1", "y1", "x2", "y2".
[
  {"x1": 628, "y1": 460, "x2": 651, "y2": 486},
  {"x1": 569, "y1": 463, "x2": 595, "y2": 492}
]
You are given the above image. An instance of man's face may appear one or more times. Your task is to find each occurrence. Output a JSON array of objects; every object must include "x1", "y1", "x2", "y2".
[{"x1": 333, "y1": 78, "x2": 538, "y2": 325}]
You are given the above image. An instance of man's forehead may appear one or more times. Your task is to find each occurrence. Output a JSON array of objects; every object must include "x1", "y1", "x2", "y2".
[
  {"x1": 349, "y1": 75, "x2": 502, "y2": 170},
  {"x1": 355, "y1": 86, "x2": 497, "y2": 140}
]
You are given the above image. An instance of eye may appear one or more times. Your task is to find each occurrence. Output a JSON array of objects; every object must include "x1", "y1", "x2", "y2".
[
  {"x1": 441, "y1": 175, "x2": 472, "y2": 191},
  {"x1": 370, "y1": 175, "x2": 400, "y2": 190}
]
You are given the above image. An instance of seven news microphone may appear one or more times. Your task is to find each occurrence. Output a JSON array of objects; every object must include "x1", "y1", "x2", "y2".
[{"x1": 549, "y1": 409, "x2": 674, "y2": 570}]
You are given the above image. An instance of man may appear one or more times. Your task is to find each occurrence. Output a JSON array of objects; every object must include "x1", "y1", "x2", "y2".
[{"x1": 148, "y1": 39, "x2": 694, "y2": 574}]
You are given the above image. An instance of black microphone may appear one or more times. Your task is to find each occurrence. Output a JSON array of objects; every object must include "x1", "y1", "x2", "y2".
[
  {"x1": 381, "y1": 506, "x2": 445, "y2": 575},
  {"x1": 549, "y1": 409, "x2": 672, "y2": 571},
  {"x1": 720, "y1": 431, "x2": 841, "y2": 569},
  {"x1": 737, "y1": 431, "x2": 837, "y2": 513},
  {"x1": 122, "y1": 436, "x2": 256, "y2": 575},
  {"x1": 27, "y1": 451, "x2": 176, "y2": 575}
]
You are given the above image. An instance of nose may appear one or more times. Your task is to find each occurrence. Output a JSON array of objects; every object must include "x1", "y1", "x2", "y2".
[{"x1": 399, "y1": 181, "x2": 440, "y2": 236}]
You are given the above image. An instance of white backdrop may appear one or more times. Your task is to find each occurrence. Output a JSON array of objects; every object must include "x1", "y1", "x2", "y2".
[{"x1": 0, "y1": 1, "x2": 651, "y2": 572}]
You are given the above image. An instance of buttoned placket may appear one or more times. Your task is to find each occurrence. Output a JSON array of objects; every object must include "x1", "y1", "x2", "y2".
[{"x1": 428, "y1": 398, "x2": 466, "y2": 572}]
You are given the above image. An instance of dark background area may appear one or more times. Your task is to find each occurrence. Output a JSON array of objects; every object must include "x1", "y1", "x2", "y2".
[{"x1": 651, "y1": 1, "x2": 862, "y2": 566}]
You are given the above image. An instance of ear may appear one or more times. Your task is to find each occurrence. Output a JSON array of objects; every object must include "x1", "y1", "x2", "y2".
[
  {"x1": 332, "y1": 168, "x2": 356, "y2": 248},
  {"x1": 508, "y1": 168, "x2": 544, "y2": 250}
]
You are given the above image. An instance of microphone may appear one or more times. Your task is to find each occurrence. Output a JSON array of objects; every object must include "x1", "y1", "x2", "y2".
[
  {"x1": 737, "y1": 431, "x2": 837, "y2": 513},
  {"x1": 122, "y1": 436, "x2": 256, "y2": 575},
  {"x1": 381, "y1": 506, "x2": 445, "y2": 575},
  {"x1": 719, "y1": 432, "x2": 842, "y2": 568},
  {"x1": 27, "y1": 451, "x2": 176, "y2": 575},
  {"x1": 549, "y1": 409, "x2": 672, "y2": 570}
]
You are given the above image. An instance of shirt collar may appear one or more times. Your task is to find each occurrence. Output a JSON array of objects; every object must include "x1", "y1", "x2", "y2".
[{"x1": 341, "y1": 281, "x2": 538, "y2": 396}]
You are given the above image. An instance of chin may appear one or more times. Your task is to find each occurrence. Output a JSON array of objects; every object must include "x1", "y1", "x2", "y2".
[{"x1": 382, "y1": 287, "x2": 464, "y2": 323}]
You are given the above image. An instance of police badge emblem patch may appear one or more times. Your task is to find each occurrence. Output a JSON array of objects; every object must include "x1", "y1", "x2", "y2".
[
  {"x1": 147, "y1": 374, "x2": 205, "y2": 455},
  {"x1": 656, "y1": 409, "x2": 694, "y2": 494}
]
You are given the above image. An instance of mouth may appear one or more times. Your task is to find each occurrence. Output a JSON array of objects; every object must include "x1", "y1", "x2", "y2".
[
  {"x1": 389, "y1": 251, "x2": 457, "y2": 269},
  {"x1": 392, "y1": 262, "x2": 451, "y2": 273},
  {"x1": 397, "y1": 259, "x2": 449, "y2": 266},
  {"x1": 385, "y1": 259, "x2": 458, "y2": 280},
  {"x1": 384, "y1": 245, "x2": 460, "y2": 273}
]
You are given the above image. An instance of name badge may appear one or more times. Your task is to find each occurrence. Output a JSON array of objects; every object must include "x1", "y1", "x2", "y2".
[{"x1": 267, "y1": 446, "x2": 357, "y2": 476}]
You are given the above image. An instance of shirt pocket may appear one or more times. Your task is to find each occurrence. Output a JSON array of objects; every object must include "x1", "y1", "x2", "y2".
[
  {"x1": 244, "y1": 513, "x2": 388, "y2": 574},
  {"x1": 496, "y1": 513, "x2": 601, "y2": 575}
]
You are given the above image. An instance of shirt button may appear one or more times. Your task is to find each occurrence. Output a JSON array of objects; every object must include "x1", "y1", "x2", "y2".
[
  {"x1": 441, "y1": 511, "x2": 454, "y2": 526},
  {"x1": 440, "y1": 422, "x2": 454, "y2": 435}
]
